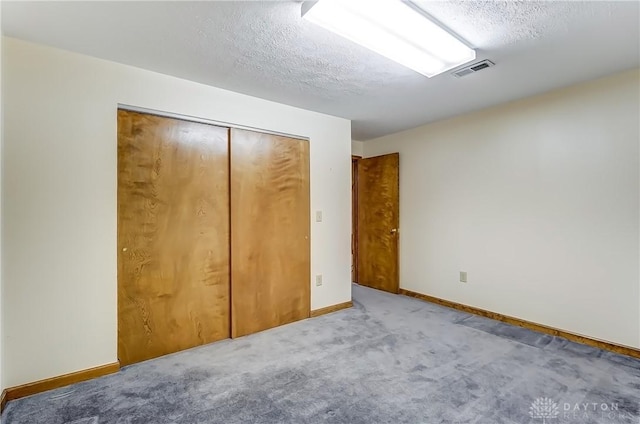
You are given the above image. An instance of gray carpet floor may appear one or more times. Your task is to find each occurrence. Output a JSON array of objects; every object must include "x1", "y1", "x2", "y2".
[{"x1": 3, "y1": 284, "x2": 639, "y2": 424}]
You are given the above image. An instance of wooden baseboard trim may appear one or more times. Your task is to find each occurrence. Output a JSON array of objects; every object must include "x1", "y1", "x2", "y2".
[
  {"x1": 2, "y1": 362, "x2": 120, "y2": 411},
  {"x1": 1, "y1": 390, "x2": 7, "y2": 414},
  {"x1": 310, "y1": 301, "x2": 353, "y2": 318},
  {"x1": 399, "y1": 289, "x2": 640, "y2": 359}
]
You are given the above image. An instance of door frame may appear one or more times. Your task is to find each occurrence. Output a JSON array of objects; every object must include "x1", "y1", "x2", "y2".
[
  {"x1": 352, "y1": 155, "x2": 361, "y2": 283},
  {"x1": 118, "y1": 104, "x2": 310, "y2": 142}
]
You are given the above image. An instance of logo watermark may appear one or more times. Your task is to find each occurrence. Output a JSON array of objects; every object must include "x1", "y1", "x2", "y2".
[
  {"x1": 529, "y1": 397, "x2": 637, "y2": 423},
  {"x1": 530, "y1": 397, "x2": 560, "y2": 423}
]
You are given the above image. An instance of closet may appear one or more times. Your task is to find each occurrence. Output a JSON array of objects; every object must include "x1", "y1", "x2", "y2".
[{"x1": 117, "y1": 109, "x2": 310, "y2": 366}]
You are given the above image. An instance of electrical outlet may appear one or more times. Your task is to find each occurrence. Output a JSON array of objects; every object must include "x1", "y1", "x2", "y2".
[
  {"x1": 315, "y1": 274, "x2": 323, "y2": 286},
  {"x1": 460, "y1": 271, "x2": 468, "y2": 283}
]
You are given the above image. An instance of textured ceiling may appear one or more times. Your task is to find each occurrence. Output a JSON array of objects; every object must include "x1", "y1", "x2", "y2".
[{"x1": 2, "y1": 1, "x2": 639, "y2": 140}]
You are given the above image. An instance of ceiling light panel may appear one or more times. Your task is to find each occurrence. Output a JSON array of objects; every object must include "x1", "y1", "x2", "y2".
[{"x1": 302, "y1": 0, "x2": 476, "y2": 77}]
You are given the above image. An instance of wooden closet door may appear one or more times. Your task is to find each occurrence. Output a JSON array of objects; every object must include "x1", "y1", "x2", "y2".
[
  {"x1": 117, "y1": 110, "x2": 230, "y2": 366},
  {"x1": 230, "y1": 129, "x2": 310, "y2": 338}
]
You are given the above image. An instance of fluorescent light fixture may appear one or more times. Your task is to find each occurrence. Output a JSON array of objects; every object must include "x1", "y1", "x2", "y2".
[{"x1": 302, "y1": 0, "x2": 476, "y2": 78}]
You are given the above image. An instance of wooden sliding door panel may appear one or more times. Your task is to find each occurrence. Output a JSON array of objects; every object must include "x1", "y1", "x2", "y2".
[
  {"x1": 117, "y1": 110, "x2": 230, "y2": 366},
  {"x1": 231, "y1": 129, "x2": 310, "y2": 338},
  {"x1": 357, "y1": 153, "x2": 399, "y2": 294}
]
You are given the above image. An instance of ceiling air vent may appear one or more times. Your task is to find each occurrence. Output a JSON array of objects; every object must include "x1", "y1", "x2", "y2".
[{"x1": 452, "y1": 60, "x2": 495, "y2": 78}]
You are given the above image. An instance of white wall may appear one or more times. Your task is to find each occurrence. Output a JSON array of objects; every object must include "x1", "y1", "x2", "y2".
[
  {"x1": 0, "y1": 2, "x2": 4, "y2": 395},
  {"x1": 2, "y1": 37, "x2": 352, "y2": 387},
  {"x1": 351, "y1": 140, "x2": 364, "y2": 157},
  {"x1": 365, "y1": 69, "x2": 640, "y2": 349}
]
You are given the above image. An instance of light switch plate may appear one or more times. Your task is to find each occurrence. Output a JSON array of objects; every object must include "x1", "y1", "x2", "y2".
[
  {"x1": 460, "y1": 271, "x2": 468, "y2": 283},
  {"x1": 316, "y1": 274, "x2": 323, "y2": 286},
  {"x1": 315, "y1": 210, "x2": 322, "y2": 222}
]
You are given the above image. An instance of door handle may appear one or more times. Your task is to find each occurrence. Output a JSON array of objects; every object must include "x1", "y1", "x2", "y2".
[{"x1": 390, "y1": 228, "x2": 398, "y2": 234}]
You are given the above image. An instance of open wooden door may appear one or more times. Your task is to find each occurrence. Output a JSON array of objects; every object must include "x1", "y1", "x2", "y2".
[
  {"x1": 230, "y1": 129, "x2": 311, "y2": 338},
  {"x1": 357, "y1": 153, "x2": 399, "y2": 293},
  {"x1": 117, "y1": 110, "x2": 230, "y2": 366}
]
